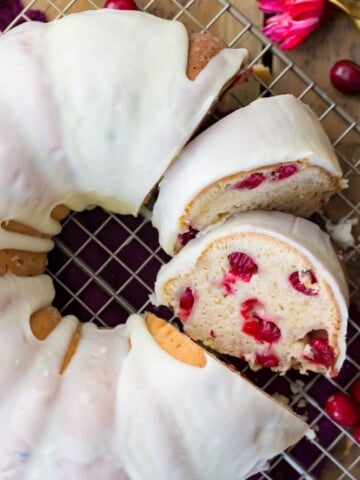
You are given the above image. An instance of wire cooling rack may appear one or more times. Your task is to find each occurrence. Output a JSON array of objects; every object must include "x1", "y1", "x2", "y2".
[{"x1": 3, "y1": 1, "x2": 360, "y2": 479}]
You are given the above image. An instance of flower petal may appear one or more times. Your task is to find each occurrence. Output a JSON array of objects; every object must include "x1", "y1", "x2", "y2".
[
  {"x1": 257, "y1": 0, "x2": 286, "y2": 13},
  {"x1": 280, "y1": 17, "x2": 320, "y2": 49},
  {"x1": 263, "y1": 12, "x2": 320, "y2": 50},
  {"x1": 287, "y1": 0, "x2": 325, "y2": 20}
]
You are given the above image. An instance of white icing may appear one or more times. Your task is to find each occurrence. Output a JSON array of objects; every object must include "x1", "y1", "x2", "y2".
[
  {"x1": 152, "y1": 94, "x2": 343, "y2": 254},
  {"x1": 0, "y1": 9, "x2": 247, "y2": 254},
  {"x1": 29, "y1": 323, "x2": 131, "y2": 480},
  {"x1": 154, "y1": 211, "x2": 349, "y2": 372},
  {"x1": 0, "y1": 279, "x2": 310, "y2": 479}
]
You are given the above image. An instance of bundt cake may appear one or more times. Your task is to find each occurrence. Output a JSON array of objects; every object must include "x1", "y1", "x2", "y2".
[
  {"x1": 154, "y1": 211, "x2": 349, "y2": 377},
  {"x1": 152, "y1": 94, "x2": 345, "y2": 255},
  {"x1": 0, "y1": 283, "x2": 311, "y2": 479}
]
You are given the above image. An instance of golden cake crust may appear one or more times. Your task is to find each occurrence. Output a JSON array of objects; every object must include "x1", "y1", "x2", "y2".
[
  {"x1": 145, "y1": 312, "x2": 206, "y2": 368},
  {"x1": 30, "y1": 305, "x2": 82, "y2": 373},
  {"x1": 187, "y1": 33, "x2": 226, "y2": 81}
]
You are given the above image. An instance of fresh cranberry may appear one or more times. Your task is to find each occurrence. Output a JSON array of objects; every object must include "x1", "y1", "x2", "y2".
[
  {"x1": 330, "y1": 60, "x2": 360, "y2": 95},
  {"x1": 228, "y1": 252, "x2": 258, "y2": 281},
  {"x1": 350, "y1": 378, "x2": 360, "y2": 404},
  {"x1": 271, "y1": 164, "x2": 298, "y2": 181},
  {"x1": 177, "y1": 287, "x2": 195, "y2": 321},
  {"x1": 104, "y1": 0, "x2": 138, "y2": 10},
  {"x1": 232, "y1": 173, "x2": 266, "y2": 190},
  {"x1": 353, "y1": 425, "x2": 360, "y2": 444},
  {"x1": 325, "y1": 392, "x2": 360, "y2": 428},
  {"x1": 178, "y1": 227, "x2": 199, "y2": 247},
  {"x1": 240, "y1": 298, "x2": 281, "y2": 343},
  {"x1": 289, "y1": 270, "x2": 319, "y2": 296},
  {"x1": 255, "y1": 352, "x2": 280, "y2": 368},
  {"x1": 304, "y1": 338, "x2": 334, "y2": 368}
]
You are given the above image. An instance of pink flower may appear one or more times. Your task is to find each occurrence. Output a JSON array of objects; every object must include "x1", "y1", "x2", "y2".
[{"x1": 258, "y1": 0, "x2": 326, "y2": 50}]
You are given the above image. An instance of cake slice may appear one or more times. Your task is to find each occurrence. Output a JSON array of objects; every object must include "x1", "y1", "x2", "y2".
[
  {"x1": 118, "y1": 313, "x2": 312, "y2": 479},
  {"x1": 154, "y1": 211, "x2": 349, "y2": 377},
  {"x1": 152, "y1": 94, "x2": 345, "y2": 255}
]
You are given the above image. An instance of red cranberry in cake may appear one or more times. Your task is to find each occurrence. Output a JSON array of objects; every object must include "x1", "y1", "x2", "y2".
[
  {"x1": 178, "y1": 226, "x2": 199, "y2": 248},
  {"x1": 289, "y1": 270, "x2": 319, "y2": 296},
  {"x1": 241, "y1": 298, "x2": 281, "y2": 343},
  {"x1": 232, "y1": 173, "x2": 266, "y2": 190},
  {"x1": 240, "y1": 298, "x2": 264, "y2": 320},
  {"x1": 325, "y1": 392, "x2": 360, "y2": 428},
  {"x1": 177, "y1": 287, "x2": 196, "y2": 321},
  {"x1": 222, "y1": 272, "x2": 238, "y2": 294},
  {"x1": 222, "y1": 252, "x2": 258, "y2": 294},
  {"x1": 271, "y1": 164, "x2": 298, "y2": 181},
  {"x1": 229, "y1": 252, "x2": 258, "y2": 281},
  {"x1": 303, "y1": 338, "x2": 335, "y2": 368},
  {"x1": 242, "y1": 317, "x2": 281, "y2": 344},
  {"x1": 255, "y1": 352, "x2": 280, "y2": 368}
]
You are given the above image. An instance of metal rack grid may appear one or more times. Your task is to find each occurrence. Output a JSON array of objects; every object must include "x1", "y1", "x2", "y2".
[{"x1": 3, "y1": 1, "x2": 360, "y2": 479}]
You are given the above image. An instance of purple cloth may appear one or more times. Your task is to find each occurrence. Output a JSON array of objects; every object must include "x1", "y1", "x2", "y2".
[{"x1": 0, "y1": 0, "x2": 46, "y2": 31}]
